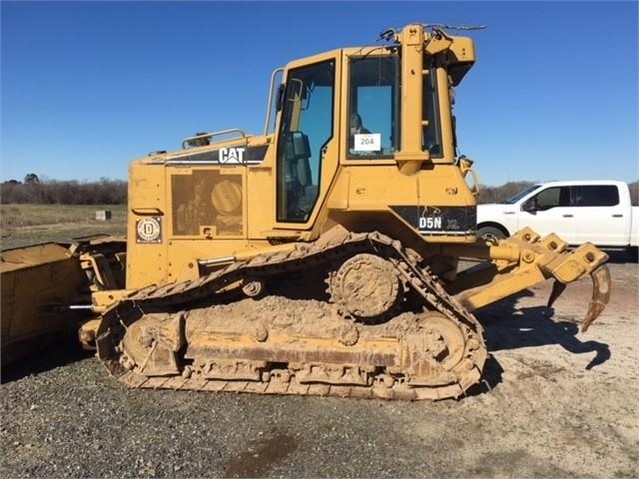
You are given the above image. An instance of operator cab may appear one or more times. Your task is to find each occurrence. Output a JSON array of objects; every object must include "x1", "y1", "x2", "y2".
[{"x1": 268, "y1": 24, "x2": 478, "y2": 235}]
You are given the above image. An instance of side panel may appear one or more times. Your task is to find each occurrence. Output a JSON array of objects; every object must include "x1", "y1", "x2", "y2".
[
  {"x1": 572, "y1": 204, "x2": 627, "y2": 245},
  {"x1": 518, "y1": 207, "x2": 576, "y2": 243},
  {"x1": 572, "y1": 184, "x2": 630, "y2": 246},
  {"x1": 246, "y1": 143, "x2": 278, "y2": 239},
  {"x1": 127, "y1": 139, "x2": 278, "y2": 290},
  {"x1": 631, "y1": 207, "x2": 639, "y2": 246},
  {"x1": 166, "y1": 165, "x2": 248, "y2": 282},
  {"x1": 126, "y1": 163, "x2": 169, "y2": 290},
  {"x1": 476, "y1": 205, "x2": 519, "y2": 236},
  {"x1": 327, "y1": 164, "x2": 477, "y2": 243}
]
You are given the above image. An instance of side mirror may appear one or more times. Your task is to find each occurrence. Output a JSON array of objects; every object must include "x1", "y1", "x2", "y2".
[
  {"x1": 522, "y1": 199, "x2": 537, "y2": 213},
  {"x1": 290, "y1": 131, "x2": 311, "y2": 160}
]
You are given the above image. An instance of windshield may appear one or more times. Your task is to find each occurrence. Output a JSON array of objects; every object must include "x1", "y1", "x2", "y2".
[{"x1": 501, "y1": 184, "x2": 541, "y2": 204}]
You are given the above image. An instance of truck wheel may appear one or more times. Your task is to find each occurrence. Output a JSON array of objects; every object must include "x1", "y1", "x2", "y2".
[{"x1": 477, "y1": 226, "x2": 506, "y2": 244}]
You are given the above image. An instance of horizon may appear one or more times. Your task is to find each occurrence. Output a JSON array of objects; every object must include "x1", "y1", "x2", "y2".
[{"x1": 2, "y1": 1, "x2": 638, "y2": 187}]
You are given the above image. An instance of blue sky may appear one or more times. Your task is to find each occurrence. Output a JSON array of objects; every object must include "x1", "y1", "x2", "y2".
[{"x1": 1, "y1": 1, "x2": 637, "y2": 186}]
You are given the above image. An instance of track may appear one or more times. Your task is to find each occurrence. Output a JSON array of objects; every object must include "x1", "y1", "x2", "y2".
[{"x1": 94, "y1": 230, "x2": 488, "y2": 400}]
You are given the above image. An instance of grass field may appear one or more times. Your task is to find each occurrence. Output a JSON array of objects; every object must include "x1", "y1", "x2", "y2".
[{"x1": 0, "y1": 204, "x2": 128, "y2": 250}]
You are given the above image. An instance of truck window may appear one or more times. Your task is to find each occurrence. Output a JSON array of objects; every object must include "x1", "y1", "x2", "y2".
[
  {"x1": 503, "y1": 184, "x2": 541, "y2": 204},
  {"x1": 524, "y1": 186, "x2": 570, "y2": 211},
  {"x1": 573, "y1": 185, "x2": 620, "y2": 207}
]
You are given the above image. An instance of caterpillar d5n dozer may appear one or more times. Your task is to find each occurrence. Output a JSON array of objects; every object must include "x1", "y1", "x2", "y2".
[{"x1": 1, "y1": 23, "x2": 611, "y2": 400}]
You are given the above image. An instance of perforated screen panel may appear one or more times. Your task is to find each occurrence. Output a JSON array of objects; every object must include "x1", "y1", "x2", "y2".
[{"x1": 171, "y1": 170, "x2": 244, "y2": 237}]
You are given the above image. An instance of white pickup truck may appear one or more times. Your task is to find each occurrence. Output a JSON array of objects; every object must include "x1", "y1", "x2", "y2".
[{"x1": 476, "y1": 180, "x2": 639, "y2": 253}]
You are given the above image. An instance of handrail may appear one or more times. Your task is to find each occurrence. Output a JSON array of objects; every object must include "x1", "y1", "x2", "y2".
[
  {"x1": 263, "y1": 67, "x2": 285, "y2": 136},
  {"x1": 181, "y1": 129, "x2": 247, "y2": 149}
]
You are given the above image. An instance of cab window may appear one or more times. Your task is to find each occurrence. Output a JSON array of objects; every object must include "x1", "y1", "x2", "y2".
[
  {"x1": 423, "y1": 59, "x2": 443, "y2": 158},
  {"x1": 347, "y1": 55, "x2": 399, "y2": 159}
]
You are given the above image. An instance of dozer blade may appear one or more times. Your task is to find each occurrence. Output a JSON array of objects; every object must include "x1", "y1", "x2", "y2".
[
  {"x1": 0, "y1": 242, "x2": 93, "y2": 366},
  {"x1": 582, "y1": 264, "x2": 611, "y2": 333}
]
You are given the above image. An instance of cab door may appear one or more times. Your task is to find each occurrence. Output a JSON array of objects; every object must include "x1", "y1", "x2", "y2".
[{"x1": 274, "y1": 55, "x2": 339, "y2": 228}]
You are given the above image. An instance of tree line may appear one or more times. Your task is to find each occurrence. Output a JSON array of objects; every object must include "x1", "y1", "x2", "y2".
[
  {"x1": 0, "y1": 174, "x2": 127, "y2": 205},
  {"x1": 476, "y1": 181, "x2": 536, "y2": 204},
  {"x1": 1, "y1": 174, "x2": 637, "y2": 206}
]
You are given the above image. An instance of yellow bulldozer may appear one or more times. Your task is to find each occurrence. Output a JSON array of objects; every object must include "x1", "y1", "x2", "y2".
[{"x1": 1, "y1": 23, "x2": 611, "y2": 400}]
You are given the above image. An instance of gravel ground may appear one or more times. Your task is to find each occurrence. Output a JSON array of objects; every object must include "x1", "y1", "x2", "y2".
[{"x1": 2, "y1": 254, "x2": 638, "y2": 479}]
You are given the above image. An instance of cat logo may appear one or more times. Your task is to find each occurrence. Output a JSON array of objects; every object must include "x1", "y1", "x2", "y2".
[
  {"x1": 219, "y1": 147, "x2": 246, "y2": 164},
  {"x1": 136, "y1": 216, "x2": 162, "y2": 243}
]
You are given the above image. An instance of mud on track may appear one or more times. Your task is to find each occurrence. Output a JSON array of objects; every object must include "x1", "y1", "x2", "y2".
[{"x1": 1, "y1": 259, "x2": 637, "y2": 478}]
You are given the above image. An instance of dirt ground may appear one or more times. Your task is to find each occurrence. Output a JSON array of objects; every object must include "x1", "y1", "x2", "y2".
[
  {"x1": 455, "y1": 256, "x2": 639, "y2": 478},
  {"x1": 1, "y1": 254, "x2": 638, "y2": 478}
]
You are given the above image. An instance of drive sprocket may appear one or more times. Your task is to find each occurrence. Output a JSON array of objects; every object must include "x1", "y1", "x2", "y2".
[{"x1": 327, "y1": 253, "x2": 404, "y2": 324}]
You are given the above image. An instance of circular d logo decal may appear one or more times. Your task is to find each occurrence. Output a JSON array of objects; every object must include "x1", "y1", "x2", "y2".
[{"x1": 136, "y1": 216, "x2": 162, "y2": 243}]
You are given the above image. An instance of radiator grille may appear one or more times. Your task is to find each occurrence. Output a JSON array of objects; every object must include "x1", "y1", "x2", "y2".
[{"x1": 171, "y1": 171, "x2": 243, "y2": 237}]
